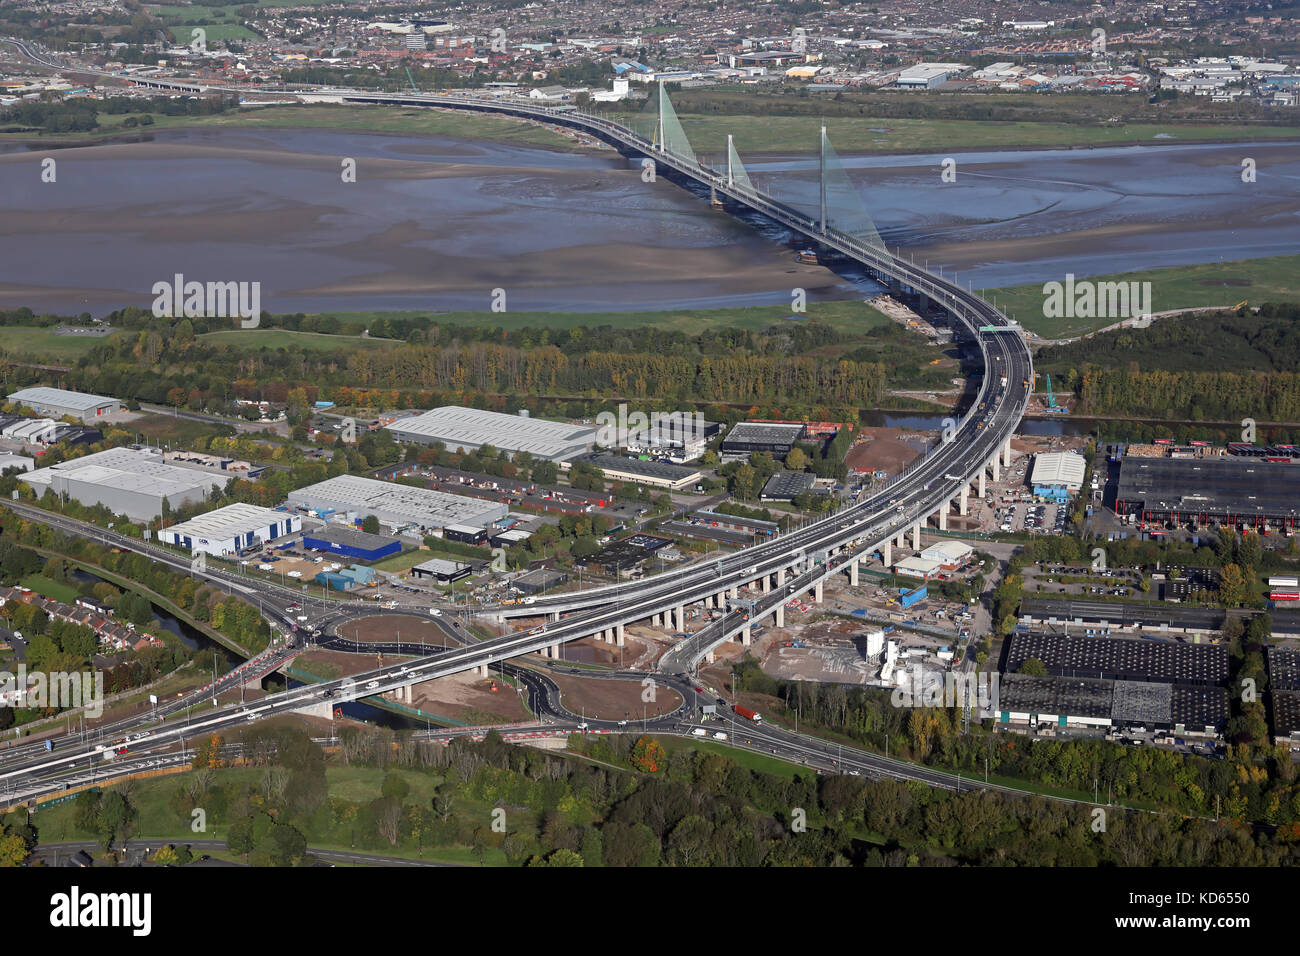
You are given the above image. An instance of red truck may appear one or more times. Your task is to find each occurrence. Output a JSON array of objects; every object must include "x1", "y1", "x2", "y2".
[{"x1": 733, "y1": 705, "x2": 762, "y2": 723}]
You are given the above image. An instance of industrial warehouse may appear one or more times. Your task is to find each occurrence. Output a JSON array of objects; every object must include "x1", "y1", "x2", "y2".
[
  {"x1": 158, "y1": 503, "x2": 301, "y2": 557},
  {"x1": 1018, "y1": 597, "x2": 1228, "y2": 636},
  {"x1": 584, "y1": 454, "x2": 702, "y2": 491},
  {"x1": 7, "y1": 386, "x2": 121, "y2": 422},
  {"x1": 760, "y1": 471, "x2": 816, "y2": 501},
  {"x1": 22, "y1": 447, "x2": 229, "y2": 520},
  {"x1": 1030, "y1": 451, "x2": 1086, "y2": 501},
  {"x1": 997, "y1": 673, "x2": 1227, "y2": 737},
  {"x1": 1004, "y1": 632, "x2": 1229, "y2": 686},
  {"x1": 301, "y1": 524, "x2": 405, "y2": 562},
  {"x1": 385, "y1": 406, "x2": 597, "y2": 461},
  {"x1": 409, "y1": 557, "x2": 475, "y2": 583},
  {"x1": 0, "y1": 414, "x2": 101, "y2": 447},
  {"x1": 720, "y1": 421, "x2": 805, "y2": 461},
  {"x1": 1115, "y1": 455, "x2": 1300, "y2": 530},
  {"x1": 287, "y1": 474, "x2": 506, "y2": 533},
  {"x1": 1268, "y1": 648, "x2": 1300, "y2": 743},
  {"x1": 1001, "y1": 620, "x2": 1231, "y2": 736}
]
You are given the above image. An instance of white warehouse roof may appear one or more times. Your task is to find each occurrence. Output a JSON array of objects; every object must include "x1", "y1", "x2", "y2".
[
  {"x1": 386, "y1": 406, "x2": 597, "y2": 461},
  {"x1": 894, "y1": 556, "x2": 944, "y2": 578},
  {"x1": 921, "y1": 541, "x2": 974, "y2": 565},
  {"x1": 1031, "y1": 452, "x2": 1087, "y2": 489},
  {"x1": 24, "y1": 447, "x2": 227, "y2": 499},
  {"x1": 160, "y1": 503, "x2": 295, "y2": 542},
  {"x1": 287, "y1": 474, "x2": 506, "y2": 530},
  {"x1": 8, "y1": 386, "x2": 117, "y2": 412}
]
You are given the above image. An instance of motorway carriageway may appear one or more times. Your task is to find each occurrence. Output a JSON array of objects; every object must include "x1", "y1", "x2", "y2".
[{"x1": 0, "y1": 79, "x2": 1030, "y2": 795}]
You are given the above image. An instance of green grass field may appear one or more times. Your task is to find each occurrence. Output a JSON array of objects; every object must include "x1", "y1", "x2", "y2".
[
  {"x1": 0, "y1": 104, "x2": 580, "y2": 148},
  {"x1": 156, "y1": 104, "x2": 580, "y2": 148},
  {"x1": 664, "y1": 111, "x2": 1300, "y2": 155},
  {"x1": 18, "y1": 574, "x2": 80, "y2": 604},
  {"x1": 26, "y1": 763, "x2": 509, "y2": 864},
  {"x1": 991, "y1": 253, "x2": 1300, "y2": 338},
  {"x1": 0, "y1": 328, "x2": 110, "y2": 361},
  {"x1": 658, "y1": 734, "x2": 808, "y2": 778},
  {"x1": 129, "y1": 412, "x2": 234, "y2": 445},
  {"x1": 166, "y1": 23, "x2": 258, "y2": 43},
  {"x1": 311, "y1": 298, "x2": 891, "y2": 336},
  {"x1": 198, "y1": 329, "x2": 402, "y2": 351},
  {"x1": 369, "y1": 549, "x2": 438, "y2": 573}
]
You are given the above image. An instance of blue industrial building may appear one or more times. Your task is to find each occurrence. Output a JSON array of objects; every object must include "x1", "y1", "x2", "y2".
[{"x1": 301, "y1": 525, "x2": 403, "y2": 562}]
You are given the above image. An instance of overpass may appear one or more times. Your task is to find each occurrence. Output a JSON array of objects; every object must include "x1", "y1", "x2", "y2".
[
  {"x1": 306, "y1": 87, "x2": 1032, "y2": 670},
  {"x1": 0, "y1": 71, "x2": 1029, "y2": 766}
]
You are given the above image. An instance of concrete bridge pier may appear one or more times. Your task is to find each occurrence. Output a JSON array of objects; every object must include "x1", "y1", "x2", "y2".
[
  {"x1": 814, "y1": 580, "x2": 824, "y2": 604},
  {"x1": 960, "y1": 486, "x2": 969, "y2": 515},
  {"x1": 729, "y1": 585, "x2": 739, "y2": 599},
  {"x1": 762, "y1": 575, "x2": 771, "y2": 594},
  {"x1": 740, "y1": 624, "x2": 751, "y2": 646},
  {"x1": 616, "y1": 623, "x2": 625, "y2": 647},
  {"x1": 1003, "y1": 436, "x2": 1013, "y2": 467},
  {"x1": 777, "y1": 568, "x2": 786, "y2": 587},
  {"x1": 938, "y1": 506, "x2": 948, "y2": 531},
  {"x1": 991, "y1": 455, "x2": 1001, "y2": 482},
  {"x1": 882, "y1": 540, "x2": 892, "y2": 567},
  {"x1": 775, "y1": 603, "x2": 784, "y2": 627},
  {"x1": 674, "y1": 605, "x2": 684, "y2": 632},
  {"x1": 477, "y1": 663, "x2": 489, "y2": 678},
  {"x1": 302, "y1": 700, "x2": 334, "y2": 720},
  {"x1": 704, "y1": 648, "x2": 715, "y2": 664},
  {"x1": 550, "y1": 611, "x2": 560, "y2": 623},
  {"x1": 912, "y1": 522, "x2": 921, "y2": 551},
  {"x1": 978, "y1": 471, "x2": 986, "y2": 499},
  {"x1": 849, "y1": 557, "x2": 859, "y2": 586}
]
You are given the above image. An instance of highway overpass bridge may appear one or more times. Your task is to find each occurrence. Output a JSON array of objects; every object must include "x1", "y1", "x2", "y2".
[
  {"x1": 304, "y1": 87, "x2": 1033, "y2": 672},
  {"x1": 0, "y1": 58, "x2": 1031, "y2": 726}
]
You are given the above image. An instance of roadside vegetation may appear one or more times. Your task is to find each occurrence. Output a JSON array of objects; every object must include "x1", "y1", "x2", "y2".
[
  {"x1": 15, "y1": 721, "x2": 1299, "y2": 867},
  {"x1": 1035, "y1": 301, "x2": 1300, "y2": 429}
]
